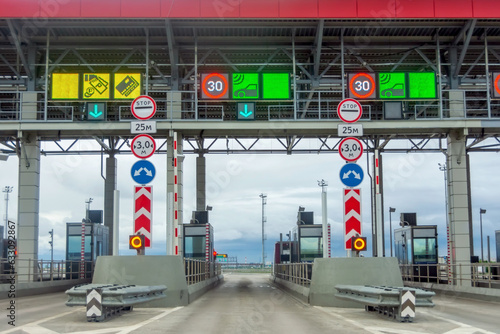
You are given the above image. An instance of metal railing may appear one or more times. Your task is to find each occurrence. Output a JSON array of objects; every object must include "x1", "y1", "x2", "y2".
[
  {"x1": 273, "y1": 263, "x2": 312, "y2": 287},
  {"x1": 400, "y1": 262, "x2": 500, "y2": 288},
  {"x1": 0, "y1": 258, "x2": 94, "y2": 283},
  {"x1": 2, "y1": 87, "x2": 500, "y2": 123},
  {"x1": 184, "y1": 258, "x2": 221, "y2": 286}
]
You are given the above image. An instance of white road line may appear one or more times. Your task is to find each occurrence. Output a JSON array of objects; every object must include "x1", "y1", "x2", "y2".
[
  {"x1": 17, "y1": 326, "x2": 60, "y2": 334},
  {"x1": 314, "y1": 307, "x2": 430, "y2": 334},
  {"x1": 0, "y1": 309, "x2": 80, "y2": 334},
  {"x1": 419, "y1": 309, "x2": 497, "y2": 334},
  {"x1": 116, "y1": 307, "x2": 183, "y2": 334}
]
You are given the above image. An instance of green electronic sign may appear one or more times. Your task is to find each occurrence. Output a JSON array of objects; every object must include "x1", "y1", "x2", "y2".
[
  {"x1": 86, "y1": 102, "x2": 106, "y2": 121},
  {"x1": 232, "y1": 73, "x2": 259, "y2": 99},
  {"x1": 379, "y1": 73, "x2": 406, "y2": 99},
  {"x1": 262, "y1": 73, "x2": 290, "y2": 99},
  {"x1": 408, "y1": 72, "x2": 436, "y2": 99}
]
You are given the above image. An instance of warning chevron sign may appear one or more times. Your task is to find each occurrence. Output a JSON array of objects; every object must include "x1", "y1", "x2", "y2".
[
  {"x1": 86, "y1": 288, "x2": 102, "y2": 319},
  {"x1": 400, "y1": 289, "x2": 416, "y2": 318},
  {"x1": 344, "y1": 188, "x2": 362, "y2": 250},
  {"x1": 134, "y1": 186, "x2": 152, "y2": 247}
]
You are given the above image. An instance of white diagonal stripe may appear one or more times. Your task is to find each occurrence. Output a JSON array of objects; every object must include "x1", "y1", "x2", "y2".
[
  {"x1": 135, "y1": 186, "x2": 152, "y2": 199},
  {"x1": 400, "y1": 306, "x2": 415, "y2": 318},
  {"x1": 134, "y1": 207, "x2": 152, "y2": 220},
  {"x1": 401, "y1": 290, "x2": 416, "y2": 303},
  {"x1": 87, "y1": 305, "x2": 102, "y2": 317},
  {"x1": 343, "y1": 188, "x2": 361, "y2": 201},
  {"x1": 86, "y1": 289, "x2": 102, "y2": 303},
  {"x1": 135, "y1": 227, "x2": 152, "y2": 239},
  {"x1": 344, "y1": 210, "x2": 362, "y2": 221},
  {"x1": 344, "y1": 229, "x2": 360, "y2": 243}
]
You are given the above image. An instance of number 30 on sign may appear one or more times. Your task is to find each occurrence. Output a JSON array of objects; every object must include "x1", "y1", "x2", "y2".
[{"x1": 201, "y1": 73, "x2": 229, "y2": 99}]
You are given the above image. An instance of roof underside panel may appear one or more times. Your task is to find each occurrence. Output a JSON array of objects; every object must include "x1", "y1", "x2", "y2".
[{"x1": 1, "y1": 0, "x2": 500, "y2": 19}]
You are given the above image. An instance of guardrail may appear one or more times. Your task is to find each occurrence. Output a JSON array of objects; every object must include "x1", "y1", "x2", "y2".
[
  {"x1": 0, "y1": 258, "x2": 94, "y2": 283},
  {"x1": 184, "y1": 258, "x2": 221, "y2": 286},
  {"x1": 400, "y1": 262, "x2": 500, "y2": 287},
  {"x1": 273, "y1": 263, "x2": 312, "y2": 287}
]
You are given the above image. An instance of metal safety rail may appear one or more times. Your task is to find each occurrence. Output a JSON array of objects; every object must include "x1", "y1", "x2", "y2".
[
  {"x1": 0, "y1": 258, "x2": 94, "y2": 283},
  {"x1": 400, "y1": 262, "x2": 500, "y2": 288},
  {"x1": 335, "y1": 285, "x2": 435, "y2": 322},
  {"x1": 3, "y1": 88, "x2": 500, "y2": 123},
  {"x1": 273, "y1": 263, "x2": 312, "y2": 287},
  {"x1": 184, "y1": 258, "x2": 222, "y2": 285},
  {"x1": 66, "y1": 283, "x2": 166, "y2": 322}
]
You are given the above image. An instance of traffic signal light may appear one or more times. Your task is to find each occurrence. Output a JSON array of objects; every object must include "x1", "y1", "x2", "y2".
[
  {"x1": 351, "y1": 236, "x2": 367, "y2": 252},
  {"x1": 213, "y1": 250, "x2": 217, "y2": 260},
  {"x1": 129, "y1": 235, "x2": 145, "y2": 255}
]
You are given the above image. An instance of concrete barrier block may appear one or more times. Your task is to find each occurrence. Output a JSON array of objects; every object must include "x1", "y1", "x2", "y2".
[{"x1": 309, "y1": 257, "x2": 404, "y2": 307}]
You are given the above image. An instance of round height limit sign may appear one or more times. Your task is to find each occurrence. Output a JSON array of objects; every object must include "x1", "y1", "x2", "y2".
[
  {"x1": 131, "y1": 134, "x2": 156, "y2": 159},
  {"x1": 339, "y1": 137, "x2": 363, "y2": 162}
]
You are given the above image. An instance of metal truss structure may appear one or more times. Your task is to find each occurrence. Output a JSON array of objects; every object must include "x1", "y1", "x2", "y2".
[{"x1": 1, "y1": 18, "x2": 500, "y2": 155}]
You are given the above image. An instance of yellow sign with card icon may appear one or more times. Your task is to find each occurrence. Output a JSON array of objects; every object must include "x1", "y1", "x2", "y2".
[{"x1": 114, "y1": 73, "x2": 141, "y2": 99}]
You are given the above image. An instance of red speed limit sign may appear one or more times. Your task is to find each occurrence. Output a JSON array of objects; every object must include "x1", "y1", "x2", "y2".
[
  {"x1": 339, "y1": 137, "x2": 363, "y2": 162},
  {"x1": 348, "y1": 73, "x2": 376, "y2": 99},
  {"x1": 201, "y1": 73, "x2": 229, "y2": 99}
]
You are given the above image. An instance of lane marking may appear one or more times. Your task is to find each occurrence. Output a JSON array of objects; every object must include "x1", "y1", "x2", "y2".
[
  {"x1": 419, "y1": 309, "x2": 496, "y2": 334},
  {"x1": 0, "y1": 309, "x2": 80, "y2": 334},
  {"x1": 116, "y1": 307, "x2": 183, "y2": 334},
  {"x1": 314, "y1": 307, "x2": 429, "y2": 334}
]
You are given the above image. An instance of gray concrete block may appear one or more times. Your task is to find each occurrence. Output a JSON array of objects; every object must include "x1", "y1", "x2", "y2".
[
  {"x1": 309, "y1": 257, "x2": 404, "y2": 308},
  {"x1": 92, "y1": 255, "x2": 189, "y2": 307}
]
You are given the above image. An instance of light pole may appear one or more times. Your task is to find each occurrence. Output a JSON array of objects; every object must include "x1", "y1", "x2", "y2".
[
  {"x1": 318, "y1": 180, "x2": 328, "y2": 258},
  {"x1": 259, "y1": 194, "x2": 267, "y2": 269},
  {"x1": 480, "y1": 208, "x2": 486, "y2": 262},
  {"x1": 49, "y1": 229, "x2": 54, "y2": 279},
  {"x1": 3, "y1": 186, "x2": 13, "y2": 238},
  {"x1": 389, "y1": 207, "x2": 396, "y2": 257}
]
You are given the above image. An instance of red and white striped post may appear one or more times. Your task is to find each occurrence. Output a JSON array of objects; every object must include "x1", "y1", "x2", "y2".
[
  {"x1": 173, "y1": 132, "x2": 179, "y2": 255},
  {"x1": 80, "y1": 220, "x2": 86, "y2": 278}
]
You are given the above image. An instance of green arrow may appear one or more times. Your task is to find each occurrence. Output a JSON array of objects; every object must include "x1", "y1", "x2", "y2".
[
  {"x1": 89, "y1": 104, "x2": 103, "y2": 118},
  {"x1": 239, "y1": 104, "x2": 253, "y2": 118}
]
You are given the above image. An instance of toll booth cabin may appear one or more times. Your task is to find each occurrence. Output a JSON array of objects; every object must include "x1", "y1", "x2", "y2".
[
  {"x1": 183, "y1": 211, "x2": 214, "y2": 261},
  {"x1": 394, "y1": 225, "x2": 438, "y2": 282},
  {"x1": 66, "y1": 221, "x2": 109, "y2": 278},
  {"x1": 274, "y1": 241, "x2": 298, "y2": 264}
]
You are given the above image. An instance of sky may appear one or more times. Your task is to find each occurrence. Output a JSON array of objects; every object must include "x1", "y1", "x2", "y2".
[{"x1": 0, "y1": 137, "x2": 499, "y2": 263}]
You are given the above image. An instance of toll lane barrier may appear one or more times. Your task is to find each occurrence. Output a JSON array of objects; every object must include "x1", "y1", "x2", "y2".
[
  {"x1": 334, "y1": 285, "x2": 434, "y2": 322},
  {"x1": 66, "y1": 284, "x2": 166, "y2": 321}
]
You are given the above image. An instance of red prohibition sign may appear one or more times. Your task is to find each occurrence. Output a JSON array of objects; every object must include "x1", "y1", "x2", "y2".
[
  {"x1": 349, "y1": 73, "x2": 376, "y2": 99},
  {"x1": 131, "y1": 95, "x2": 157, "y2": 120},
  {"x1": 339, "y1": 137, "x2": 364, "y2": 162},
  {"x1": 131, "y1": 134, "x2": 156, "y2": 159},
  {"x1": 202, "y1": 73, "x2": 229, "y2": 99},
  {"x1": 495, "y1": 74, "x2": 500, "y2": 96}
]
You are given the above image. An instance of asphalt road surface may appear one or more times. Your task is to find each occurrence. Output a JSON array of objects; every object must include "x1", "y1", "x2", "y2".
[{"x1": 0, "y1": 273, "x2": 499, "y2": 333}]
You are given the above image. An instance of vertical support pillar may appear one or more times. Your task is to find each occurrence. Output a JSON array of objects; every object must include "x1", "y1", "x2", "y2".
[
  {"x1": 196, "y1": 153, "x2": 206, "y2": 211},
  {"x1": 104, "y1": 155, "x2": 117, "y2": 255},
  {"x1": 17, "y1": 132, "x2": 40, "y2": 282},
  {"x1": 447, "y1": 129, "x2": 472, "y2": 285}
]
